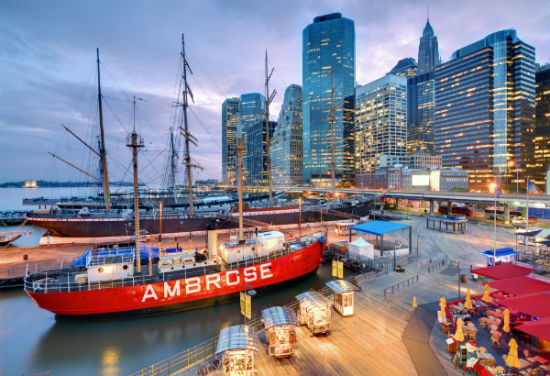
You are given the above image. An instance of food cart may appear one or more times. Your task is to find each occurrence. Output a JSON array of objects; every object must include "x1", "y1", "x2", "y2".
[
  {"x1": 216, "y1": 325, "x2": 258, "y2": 376},
  {"x1": 295, "y1": 291, "x2": 331, "y2": 335},
  {"x1": 325, "y1": 279, "x2": 360, "y2": 316},
  {"x1": 261, "y1": 306, "x2": 299, "y2": 358}
]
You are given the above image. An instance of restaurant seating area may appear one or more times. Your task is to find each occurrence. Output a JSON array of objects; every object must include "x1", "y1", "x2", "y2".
[{"x1": 440, "y1": 265, "x2": 550, "y2": 376}]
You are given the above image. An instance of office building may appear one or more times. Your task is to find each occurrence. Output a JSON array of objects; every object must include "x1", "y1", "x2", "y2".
[
  {"x1": 434, "y1": 30, "x2": 536, "y2": 191},
  {"x1": 533, "y1": 65, "x2": 550, "y2": 187},
  {"x1": 222, "y1": 97, "x2": 240, "y2": 184},
  {"x1": 417, "y1": 20, "x2": 439, "y2": 74},
  {"x1": 271, "y1": 84, "x2": 303, "y2": 186},
  {"x1": 407, "y1": 20, "x2": 439, "y2": 155},
  {"x1": 355, "y1": 74, "x2": 407, "y2": 174},
  {"x1": 379, "y1": 152, "x2": 442, "y2": 169},
  {"x1": 238, "y1": 93, "x2": 265, "y2": 177},
  {"x1": 302, "y1": 13, "x2": 355, "y2": 186},
  {"x1": 246, "y1": 120, "x2": 276, "y2": 186},
  {"x1": 390, "y1": 58, "x2": 417, "y2": 79}
]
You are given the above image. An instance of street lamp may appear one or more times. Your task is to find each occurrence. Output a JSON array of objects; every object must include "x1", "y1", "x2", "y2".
[
  {"x1": 393, "y1": 240, "x2": 400, "y2": 271},
  {"x1": 508, "y1": 160, "x2": 519, "y2": 195}
]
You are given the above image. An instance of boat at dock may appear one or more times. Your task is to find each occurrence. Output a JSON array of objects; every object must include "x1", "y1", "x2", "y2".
[{"x1": 23, "y1": 230, "x2": 327, "y2": 317}]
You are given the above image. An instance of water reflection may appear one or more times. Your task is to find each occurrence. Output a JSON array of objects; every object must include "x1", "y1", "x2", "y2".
[{"x1": 18, "y1": 263, "x2": 332, "y2": 375}]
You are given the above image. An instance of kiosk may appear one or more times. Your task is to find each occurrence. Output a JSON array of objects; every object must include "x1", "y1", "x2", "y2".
[
  {"x1": 325, "y1": 279, "x2": 360, "y2": 316},
  {"x1": 216, "y1": 325, "x2": 258, "y2": 376},
  {"x1": 295, "y1": 291, "x2": 331, "y2": 335},
  {"x1": 261, "y1": 306, "x2": 299, "y2": 358}
]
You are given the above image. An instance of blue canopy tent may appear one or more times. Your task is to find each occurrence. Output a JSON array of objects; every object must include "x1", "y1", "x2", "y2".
[
  {"x1": 71, "y1": 244, "x2": 183, "y2": 267},
  {"x1": 350, "y1": 221, "x2": 412, "y2": 255},
  {"x1": 480, "y1": 247, "x2": 517, "y2": 266}
]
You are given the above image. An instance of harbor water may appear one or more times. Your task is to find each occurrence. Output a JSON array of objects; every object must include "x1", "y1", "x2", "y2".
[
  {"x1": 0, "y1": 264, "x2": 334, "y2": 375},
  {"x1": 0, "y1": 187, "x2": 336, "y2": 375}
]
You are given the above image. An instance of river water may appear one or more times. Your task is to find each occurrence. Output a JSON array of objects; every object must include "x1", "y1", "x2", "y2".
[{"x1": 0, "y1": 187, "x2": 336, "y2": 375}]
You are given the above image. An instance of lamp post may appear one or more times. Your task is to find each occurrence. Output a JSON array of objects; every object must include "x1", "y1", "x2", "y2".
[
  {"x1": 457, "y1": 259, "x2": 461, "y2": 300},
  {"x1": 508, "y1": 161, "x2": 519, "y2": 195},
  {"x1": 489, "y1": 179, "x2": 499, "y2": 265},
  {"x1": 298, "y1": 198, "x2": 302, "y2": 236},
  {"x1": 393, "y1": 240, "x2": 400, "y2": 271}
]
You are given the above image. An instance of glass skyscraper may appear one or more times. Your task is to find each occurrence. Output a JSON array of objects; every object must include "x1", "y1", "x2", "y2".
[
  {"x1": 434, "y1": 30, "x2": 536, "y2": 191},
  {"x1": 406, "y1": 20, "x2": 439, "y2": 155},
  {"x1": 417, "y1": 20, "x2": 439, "y2": 74},
  {"x1": 237, "y1": 93, "x2": 265, "y2": 178},
  {"x1": 222, "y1": 97, "x2": 240, "y2": 184},
  {"x1": 533, "y1": 65, "x2": 550, "y2": 187},
  {"x1": 302, "y1": 13, "x2": 355, "y2": 186},
  {"x1": 246, "y1": 120, "x2": 276, "y2": 186},
  {"x1": 271, "y1": 84, "x2": 303, "y2": 186},
  {"x1": 355, "y1": 74, "x2": 407, "y2": 174}
]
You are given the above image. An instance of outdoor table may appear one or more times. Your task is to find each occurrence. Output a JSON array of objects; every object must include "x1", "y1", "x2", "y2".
[
  {"x1": 534, "y1": 356, "x2": 549, "y2": 364},
  {"x1": 477, "y1": 352, "x2": 495, "y2": 367},
  {"x1": 539, "y1": 363, "x2": 550, "y2": 372},
  {"x1": 517, "y1": 358, "x2": 532, "y2": 369}
]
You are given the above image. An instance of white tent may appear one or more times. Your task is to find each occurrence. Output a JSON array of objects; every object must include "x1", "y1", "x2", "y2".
[{"x1": 348, "y1": 237, "x2": 375, "y2": 260}]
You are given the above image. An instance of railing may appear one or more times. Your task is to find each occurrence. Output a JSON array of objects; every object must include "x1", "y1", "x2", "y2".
[
  {"x1": 515, "y1": 252, "x2": 550, "y2": 276},
  {"x1": 23, "y1": 238, "x2": 322, "y2": 293},
  {"x1": 384, "y1": 274, "x2": 419, "y2": 296},
  {"x1": 128, "y1": 265, "x2": 391, "y2": 376},
  {"x1": 0, "y1": 256, "x2": 78, "y2": 279}
]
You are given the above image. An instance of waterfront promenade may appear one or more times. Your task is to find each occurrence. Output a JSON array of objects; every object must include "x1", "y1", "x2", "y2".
[{"x1": 149, "y1": 216, "x2": 521, "y2": 376}]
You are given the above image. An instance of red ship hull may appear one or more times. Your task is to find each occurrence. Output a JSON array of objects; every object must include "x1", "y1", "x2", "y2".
[{"x1": 26, "y1": 240, "x2": 325, "y2": 317}]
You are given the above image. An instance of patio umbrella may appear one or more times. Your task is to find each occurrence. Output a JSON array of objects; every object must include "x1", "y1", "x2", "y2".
[
  {"x1": 464, "y1": 289, "x2": 473, "y2": 310},
  {"x1": 453, "y1": 317, "x2": 464, "y2": 342},
  {"x1": 503, "y1": 308, "x2": 510, "y2": 334},
  {"x1": 482, "y1": 283, "x2": 491, "y2": 303},
  {"x1": 505, "y1": 338, "x2": 521, "y2": 369},
  {"x1": 439, "y1": 297, "x2": 447, "y2": 320},
  {"x1": 413, "y1": 296, "x2": 417, "y2": 308}
]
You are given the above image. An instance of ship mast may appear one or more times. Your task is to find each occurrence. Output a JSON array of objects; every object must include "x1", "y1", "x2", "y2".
[
  {"x1": 96, "y1": 48, "x2": 112, "y2": 212},
  {"x1": 127, "y1": 96, "x2": 144, "y2": 273},
  {"x1": 169, "y1": 128, "x2": 178, "y2": 203},
  {"x1": 236, "y1": 139, "x2": 245, "y2": 241},
  {"x1": 179, "y1": 34, "x2": 199, "y2": 216},
  {"x1": 264, "y1": 51, "x2": 276, "y2": 206}
]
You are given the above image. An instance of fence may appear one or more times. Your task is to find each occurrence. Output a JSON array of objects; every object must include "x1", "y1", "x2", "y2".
[
  {"x1": 383, "y1": 274, "x2": 419, "y2": 296},
  {"x1": 0, "y1": 256, "x2": 78, "y2": 279}
]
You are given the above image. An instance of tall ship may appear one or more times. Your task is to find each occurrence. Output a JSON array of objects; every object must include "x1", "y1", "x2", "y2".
[
  {"x1": 24, "y1": 38, "x2": 327, "y2": 317},
  {"x1": 25, "y1": 40, "x2": 373, "y2": 242}
]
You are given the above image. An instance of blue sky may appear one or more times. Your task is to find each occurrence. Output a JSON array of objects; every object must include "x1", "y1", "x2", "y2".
[{"x1": 0, "y1": 0, "x2": 548, "y2": 185}]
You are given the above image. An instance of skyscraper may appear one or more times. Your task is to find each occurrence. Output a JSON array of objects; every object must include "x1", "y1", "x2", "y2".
[
  {"x1": 246, "y1": 120, "x2": 276, "y2": 186},
  {"x1": 271, "y1": 84, "x2": 303, "y2": 186},
  {"x1": 434, "y1": 30, "x2": 536, "y2": 191},
  {"x1": 533, "y1": 64, "x2": 550, "y2": 187},
  {"x1": 237, "y1": 93, "x2": 265, "y2": 178},
  {"x1": 406, "y1": 20, "x2": 439, "y2": 155},
  {"x1": 355, "y1": 74, "x2": 407, "y2": 174},
  {"x1": 417, "y1": 20, "x2": 439, "y2": 74},
  {"x1": 302, "y1": 13, "x2": 355, "y2": 186},
  {"x1": 222, "y1": 97, "x2": 240, "y2": 184}
]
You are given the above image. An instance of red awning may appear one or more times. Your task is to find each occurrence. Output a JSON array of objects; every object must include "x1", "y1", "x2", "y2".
[
  {"x1": 488, "y1": 276, "x2": 550, "y2": 296},
  {"x1": 516, "y1": 317, "x2": 550, "y2": 342},
  {"x1": 471, "y1": 263, "x2": 532, "y2": 280},
  {"x1": 499, "y1": 292, "x2": 550, "y2": 318}
]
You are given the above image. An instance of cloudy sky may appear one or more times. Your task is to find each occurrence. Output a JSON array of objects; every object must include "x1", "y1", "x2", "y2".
[{"x1": 0, "y1": 0, "x2": 548, "y2": 185}]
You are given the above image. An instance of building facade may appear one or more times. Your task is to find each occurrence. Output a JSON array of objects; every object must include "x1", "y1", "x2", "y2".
[
  {"x1": 246, "y1": 120, "x2": 276, "y2": 186},
  {"x1": 407, "y1": 20, "x2": 439, "y2": 155},
  {"x1": 533, "y1": 65, "x2": 550, "y2": 187},
  {"x1": 355, "y1": 74, "x2": 407, "y2": 174},
  {"x1": 302, "y1": 13, "x2": 355, "y2": 186},
  {"x1": 222, "y1": 97, "x2": 240, "y2": 184},
  {"x1": 390, "y1": 58, "x2": 417, "y2": 79},
  {"x1": 434, "y1": 30, "x2": 536, "y2": 191},
  {"x1": 379, "y1": 152, "x2": 442, "y2": 169},
  {"x1": 271, "y1": 84, "x2": 303, "y2": 187},
  {"x1": 238, "y1": 93, "x2": 265, "y2": 177},
  {"x1": 356, "y1": 167, "x2": 468, "y2": 192},
  {"x1": 417, "y1": 20, "x2": 439, "y2": 74}
]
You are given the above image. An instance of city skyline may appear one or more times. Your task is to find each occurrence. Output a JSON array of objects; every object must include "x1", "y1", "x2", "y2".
[{"x1": 1, "y1": 0, "x2": 549, "y2": 184}]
